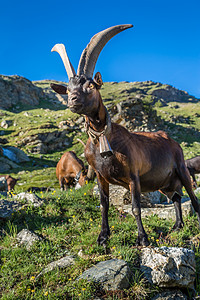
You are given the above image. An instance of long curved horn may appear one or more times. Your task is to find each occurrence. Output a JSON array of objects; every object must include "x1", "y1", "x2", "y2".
[
  {"x1": 51, "y1": 44, "x2": 76, "y2": 79},
  {"x1": 77, "y1": 24, "x2": 133, "y2": 78}
]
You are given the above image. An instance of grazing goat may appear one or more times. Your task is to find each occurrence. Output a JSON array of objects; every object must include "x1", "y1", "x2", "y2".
[
  {"x1": 51, "y1": 24, "x2": 200, "y2": 246},
  {"x1": 56, "y1": 151, "x2": 87, "y2": 190},
  {"x1": 185, "y1": 156, "x2": 200, "y2": 188},
  {"x1": 0, "y1": 175, "x2": 18, "y2": 191}
]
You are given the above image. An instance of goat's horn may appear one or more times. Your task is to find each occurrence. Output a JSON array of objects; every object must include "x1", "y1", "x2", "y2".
[
  {"x1": 77, "y1": 24, "x2": 133, "y2": 78},
  {"x1": 51, "y1": 43, "x2": 76, "y2": 79}
]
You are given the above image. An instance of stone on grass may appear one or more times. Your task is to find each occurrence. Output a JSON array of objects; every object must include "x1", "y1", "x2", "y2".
[
  {"x1": 151, "y1": 289, "x2": 188, "y2": 300},
  {"x1": 78, "y1": 259, "x2": 131, "y2": 291},
  {"x1": 16, "y1": 229, "x2": 42, "y2": 250},
  {"x1": 36, "y1": 255, "x2": 75, "y2": 279},
  {"x1": 0, "y1": 199, "x2": 21, "y2": 219},
  {"x1": 140, "y1": 247, "x2": 196, "y2": 289},
  {"x1": 14, "y1": 192, "x2": 44, "y2": 207}
]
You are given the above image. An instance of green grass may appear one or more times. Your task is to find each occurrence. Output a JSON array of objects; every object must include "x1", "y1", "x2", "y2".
[{"x1": 1, "y1": 185, "x2": 200, "y2": 299}]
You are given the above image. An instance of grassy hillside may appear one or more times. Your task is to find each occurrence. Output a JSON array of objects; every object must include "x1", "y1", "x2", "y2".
[{"x1": 0, "y1": 79, "x2": 200, "y2": 299}]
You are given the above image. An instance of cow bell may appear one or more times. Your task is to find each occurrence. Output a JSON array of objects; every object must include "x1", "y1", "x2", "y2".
[{"x1": 99, "y1": 134, "x2": 113, "y2": 158}]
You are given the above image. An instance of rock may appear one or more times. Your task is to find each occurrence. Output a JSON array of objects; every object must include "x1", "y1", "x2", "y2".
[
  {"x1": 0, "y1": 157, "x2": 19, "y2": 172},
  {"x1": 18, "y1": 129, "x2": 72, "y2": 154},
  {"x1": 93, "y1": 184, "x2": 162, "y2": 208},
  {"x1": 140, "y1": 247, "x2": 196, "y2": 289},
  {"x1": 36, "y1": 255, "x2": 75, "y2": 279},
  {"x1": 78, "y1": 259, "x2": 131, "y2": 291},
  {"x1": 16, "y1": 229, "x2": 42, "y2": 250},
  {"x1": 122, "y1": 199, "x2": 193, "y2": 221},
  {"x1": 1, "y1": 120, "x2": 12, "y2": 129},
  {"x1": 14, "y1": 192, "x2": 44, "y2": 207},
  {"x1": 0, "y1": 199, "x2": 22, "y2": 218},
  {"x1": 151, "y1": 289, "x2": 188, "y2": 300},
  {"x1": 0, "y1": 75, "x2": 44, "y2": 109},
  {"x1": 2, "y1": 146, "x2": 30, "y2": 163}
]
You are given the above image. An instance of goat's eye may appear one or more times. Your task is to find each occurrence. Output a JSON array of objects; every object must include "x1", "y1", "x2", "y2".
[{"x1": 89, "y1": 83, "x2": 95, "y2": 89}]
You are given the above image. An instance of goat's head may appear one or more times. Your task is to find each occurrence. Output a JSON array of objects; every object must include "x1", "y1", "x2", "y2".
[{"x1": 51, "y1": 24, "x2": 133, "y2": 117}]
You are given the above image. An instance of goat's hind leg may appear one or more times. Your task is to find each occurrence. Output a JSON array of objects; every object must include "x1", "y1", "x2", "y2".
[
  {"x1": 130, "y1": 176, "x2": 149, "y2": 246},
  {"x1": 172, "y1": 192, "x2": 184, "y2": 230},
  {"x1": 177, "y1": 164, "x2": 200, "y2": 226}
]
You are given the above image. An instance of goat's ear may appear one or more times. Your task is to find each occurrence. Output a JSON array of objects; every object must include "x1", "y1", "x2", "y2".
[
  {"x1": 51, "y1": 83, "x2": 67, "y2": 94},
  {"x1": 93, "y1": 72, "x2": 103, "y2": 89}
]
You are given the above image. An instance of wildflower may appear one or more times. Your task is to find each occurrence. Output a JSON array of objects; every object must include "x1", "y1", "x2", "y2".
[
  {"x1": 68, "y1": 278, "x2": 72, "y2": 281},
  {"x1": 70, "y1": 189, "x2": 72, "y2": 192},
  {"x1": 72, "y1": 215, "x2": 75, "y2": 218},
  {"x1": 90, "y1": 218, "x2": 93, "y2": 222},
  {"x1": 84, "y1": 192, "x2": 86, "y2": 196},
  {"x1": 78, "y1": 294, "x2": 81, "y2": 296},
  {"x1": 82, "y1": 288, "x2": 86, "y2": 291},
  {"x1": 27, "y1": 288, "x2": 31, "y2": 292},
  {"x1": 30, "y1": 276, "x2": 35, "y2": 281},
  {"x1": 156, "y1": 239, "x2": 159, "y2": 242},
  {"x1": 85, "y1": 180, "x2": 88, "y2": 184},
  {"x1": 31, "y1": 290, "x2": 35, "y2": 293},
  {"x1": 118, "y1": 251, "x2": 121, "y2": 254},
  {"x1": 112, "y1": 246, "x2": 116, "y2": 250},
  {"x1": 44, "y1": 291, "x2": 49, "y2": 296},
  {"x1": 111, "y1": 225, "x2": 114, "y2": 229}
]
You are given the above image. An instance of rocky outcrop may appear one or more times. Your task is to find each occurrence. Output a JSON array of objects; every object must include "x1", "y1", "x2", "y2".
[
  {"x1": 0, "y1": 75, "x2": 43, "y2": 109},
  {"x1": 17, "y1": 129, "x2": 72, "y2": 154}
]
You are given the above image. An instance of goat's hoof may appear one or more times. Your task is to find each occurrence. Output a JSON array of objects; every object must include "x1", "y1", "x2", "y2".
[
  {"x1": 172, "y1": 222, "x2": 184, "y2": 231},
  {"x1": 97, "y1": 232, "x2": 109, "y2": 246},
  {"x1": 136, "y1": 236, "x2": 149, "y2": 247}
]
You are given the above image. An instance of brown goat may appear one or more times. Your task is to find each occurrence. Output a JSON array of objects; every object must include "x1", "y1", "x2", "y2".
[
  {"x1": 51, "y1": 24, "x2": 200, "y2": 246},
  {"x1": 185, "y1": 156, "x2": 200, "y2": 188},
  {"x1": 56, "y1": 151, "x2": 87, "y2": 190},
  {"x1": 0, "y1": 175, "x2": 18, "y2": 191}
]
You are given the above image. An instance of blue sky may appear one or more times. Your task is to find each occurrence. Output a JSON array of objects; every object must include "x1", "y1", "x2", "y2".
[{"x1": 1, "y1": 0, "x2": 200, "y2": 97}]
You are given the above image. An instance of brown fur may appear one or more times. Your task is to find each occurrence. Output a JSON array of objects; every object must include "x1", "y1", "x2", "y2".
[
  {"x1": 0, "y1": 175, "x2": 18, "y2": 191},
  {"x1": 56, "y1": 151, "x2": 86, "y2": 190},
  {"x1": 52, "y1": 72, "x2": 200, "y2": 247}
]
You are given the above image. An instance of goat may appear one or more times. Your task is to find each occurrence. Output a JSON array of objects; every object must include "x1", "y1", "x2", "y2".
[
  {"x1": 185, "y1": 156, "x2": 200, "y2": 188},
  {"x1": 0, "y1": 175, "x2": 18, "y2": 191},
  {"x1": 56, "y1": 151, "x2": 87, "y2": 190},
  {"x1": 51, "y1": 24, "x2": 200, "y2": 246}
]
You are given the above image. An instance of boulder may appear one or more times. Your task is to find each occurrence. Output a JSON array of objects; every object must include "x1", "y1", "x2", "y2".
[
  {"x1": 93, "y1": 184, "x2": 162, "y2": 208},
  {"x1": 122, "y1": 199, "x2": 193, "y2": 221},
  {"x1": 16, "y1": 229, "x2": 42, "y2": 250},
  {"x1": 78, "y1": 259, "x2": 131, "y2": 291},
  {"x1": 0, "y1": 157, "x2": 19, "y2": 172},
  {"x1": 140, "y1": 247, "x2": 196, "y2": 289},
  {"x1": 3, "y1": 146, "x2": 30, "y2": 163}
]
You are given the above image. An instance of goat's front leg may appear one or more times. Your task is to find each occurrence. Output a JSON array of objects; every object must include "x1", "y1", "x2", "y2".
[
  {"x1": 130, "y1": 176, "x2": 149, "y2": 246},
  {"x1": 97, "y1": 173, "x2": 110, "y2": 246}
]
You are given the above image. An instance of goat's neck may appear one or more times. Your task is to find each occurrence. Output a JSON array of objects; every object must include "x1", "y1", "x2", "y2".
[{"x1": 86, "y1": 100, "x2": 107, "y2": 132}]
